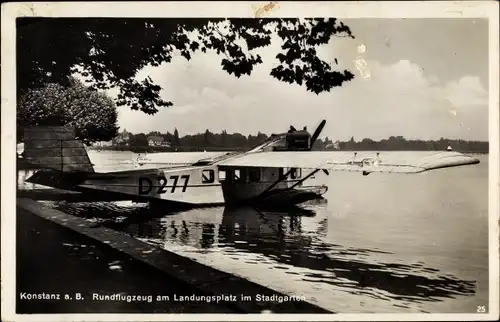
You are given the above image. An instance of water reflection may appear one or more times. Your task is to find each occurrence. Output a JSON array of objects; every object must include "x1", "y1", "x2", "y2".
[{"x1": 50, "y1": 201, "x2": 476, "y2": 307}]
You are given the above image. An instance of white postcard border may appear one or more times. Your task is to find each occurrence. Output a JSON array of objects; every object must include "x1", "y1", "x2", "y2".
[{"x1": 1, "y1": 1, "x2": 499, "y2": 321}]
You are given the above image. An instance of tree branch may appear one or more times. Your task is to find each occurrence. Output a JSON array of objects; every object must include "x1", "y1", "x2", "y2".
[{"x1": 214, "y1": 25, "x2": 232, "y2": 60}]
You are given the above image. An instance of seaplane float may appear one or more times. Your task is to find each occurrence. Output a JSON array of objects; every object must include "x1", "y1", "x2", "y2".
[{"x1": 21, "y1": 120, "x2": 480, "y2": 210}]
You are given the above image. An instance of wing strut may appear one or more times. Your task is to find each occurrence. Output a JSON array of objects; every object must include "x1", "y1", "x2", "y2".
[
  {"x1": 255, "y1": 168, "x2": 295, "y2": 199},
  {"x1": 290, "y1": 168, "x2": 321, "y2": 189}
]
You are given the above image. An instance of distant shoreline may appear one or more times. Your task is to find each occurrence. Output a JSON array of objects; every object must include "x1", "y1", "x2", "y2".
[
  {"x1": 86, "y1": 146, "x2": 245, "y2": 153},
  {"x1": 86, "y1": 146, "x2": 489, "y2": 155}
]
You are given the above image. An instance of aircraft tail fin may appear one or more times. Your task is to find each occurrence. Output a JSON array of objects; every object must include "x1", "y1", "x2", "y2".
[{"x1": 22, "y1": 126, "x2": 95, "y2": 173}]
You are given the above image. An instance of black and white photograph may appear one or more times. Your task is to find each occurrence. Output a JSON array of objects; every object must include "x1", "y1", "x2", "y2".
[{"x1": 1, "y1": 1, "x2": 499, "y2": 321}]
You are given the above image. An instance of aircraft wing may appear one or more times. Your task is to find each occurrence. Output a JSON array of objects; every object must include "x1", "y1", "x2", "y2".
[{"x1": 217, "y1": 151, "x2": 480, "y2": 174}]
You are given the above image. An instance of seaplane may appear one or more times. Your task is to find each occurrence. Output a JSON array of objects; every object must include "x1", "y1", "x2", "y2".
[{"x1": 21, "y1": 120, "x2": 480, "y2": 210}]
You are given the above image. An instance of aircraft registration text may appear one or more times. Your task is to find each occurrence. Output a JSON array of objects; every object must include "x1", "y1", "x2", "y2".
[{"x1": 138, "y1": 175, "x2": 190, "y2": 195}]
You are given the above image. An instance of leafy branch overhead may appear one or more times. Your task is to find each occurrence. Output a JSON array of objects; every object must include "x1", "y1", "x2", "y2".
[{"x1": 18, "y1": 18, "x2": 355, "y2": 115}]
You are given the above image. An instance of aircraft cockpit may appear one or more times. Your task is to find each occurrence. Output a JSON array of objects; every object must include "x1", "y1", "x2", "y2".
[
  {"x1": 265, "y1": 130, "x2": 312, "y2": 152},
  {"x1": 284, "y1": 129, "x2": 311, "y2": 151},
  {"x1": 269, "y1": 126, "x2": 314, "y2": 152}
]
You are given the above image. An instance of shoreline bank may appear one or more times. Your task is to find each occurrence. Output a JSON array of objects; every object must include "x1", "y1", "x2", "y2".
[{"x1": 16, "y1": 198, "x2": 331, "y2": 314}]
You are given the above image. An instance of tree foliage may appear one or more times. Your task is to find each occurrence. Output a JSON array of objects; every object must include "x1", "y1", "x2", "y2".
[
  {"x1": 129, "y1": 133, "x2": 149, "y2": 148},
  {"x1": 17, "y1": 78, "x2": 119, "y2": 144},
  {"x1": 173, "y1": 128, "x2": 180, "y2": 146},
  {"x1": 18, "y1": 18, "x2": 355, "y2": 115}
]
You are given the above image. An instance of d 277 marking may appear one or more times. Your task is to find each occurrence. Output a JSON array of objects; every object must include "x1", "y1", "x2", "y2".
[{"x1": 138, "y1": 175, "x2": 190, "y2": 195}]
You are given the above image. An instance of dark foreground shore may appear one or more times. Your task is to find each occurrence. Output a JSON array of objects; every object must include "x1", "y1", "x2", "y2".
[
  {"x1": 15, "y1": 199, "x2": 330, "y2": 314},
  {"x1": 16, "y1": 207, "x2": 236, "y2": 314}
]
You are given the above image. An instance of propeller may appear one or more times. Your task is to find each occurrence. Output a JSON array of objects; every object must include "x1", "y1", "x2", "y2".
[
  {"x1": 310, "y1": 119, "x2": 326, "y2": 149},
  {"x1": 311, "y1": 120, "x2": 329, "y2": 174}
]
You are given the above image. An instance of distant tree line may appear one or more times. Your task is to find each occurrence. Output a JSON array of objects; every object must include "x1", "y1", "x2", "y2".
[
  {"x1": 104, "y1": 129, "x2": 488, "y2": 153},
  {"x1": 339, "y1": 136, "x2": 488, "y2": 153}
]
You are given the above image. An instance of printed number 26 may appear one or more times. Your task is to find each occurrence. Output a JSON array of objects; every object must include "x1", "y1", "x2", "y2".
[{"x1": 476, "y1": 305, "x2": 486, "y2": 313}]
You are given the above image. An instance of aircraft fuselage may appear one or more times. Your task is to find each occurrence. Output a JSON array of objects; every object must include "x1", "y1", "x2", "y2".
[{"x1": 78, "y1": 164, "x2": 323, "y2": 207}]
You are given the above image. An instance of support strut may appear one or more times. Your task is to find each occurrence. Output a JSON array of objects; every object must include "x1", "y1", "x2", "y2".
[
  {"x1": 255, "y1": 168, "x2": 295, "y2": 199},
  {"x1": 290, "y1": 168, "x2": 321, "y2": 189}
]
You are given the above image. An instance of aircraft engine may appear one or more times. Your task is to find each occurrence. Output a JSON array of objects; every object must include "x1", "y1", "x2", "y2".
[
  {"x1": 280, "y1": 119, "x2": 326, "y2": 151},
  {"x1": 285, "y1": 130, "x2": 311, "y2": 151}
]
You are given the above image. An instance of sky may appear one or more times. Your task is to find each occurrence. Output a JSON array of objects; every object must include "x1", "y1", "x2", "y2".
[{"x1": 110, "y1": 18, "x2": 489, "y2": 141}]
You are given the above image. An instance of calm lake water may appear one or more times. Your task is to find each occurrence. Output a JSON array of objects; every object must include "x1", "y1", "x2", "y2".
[{"x1": 19, "y1": 151, "x2": 489, "y2": 313}]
